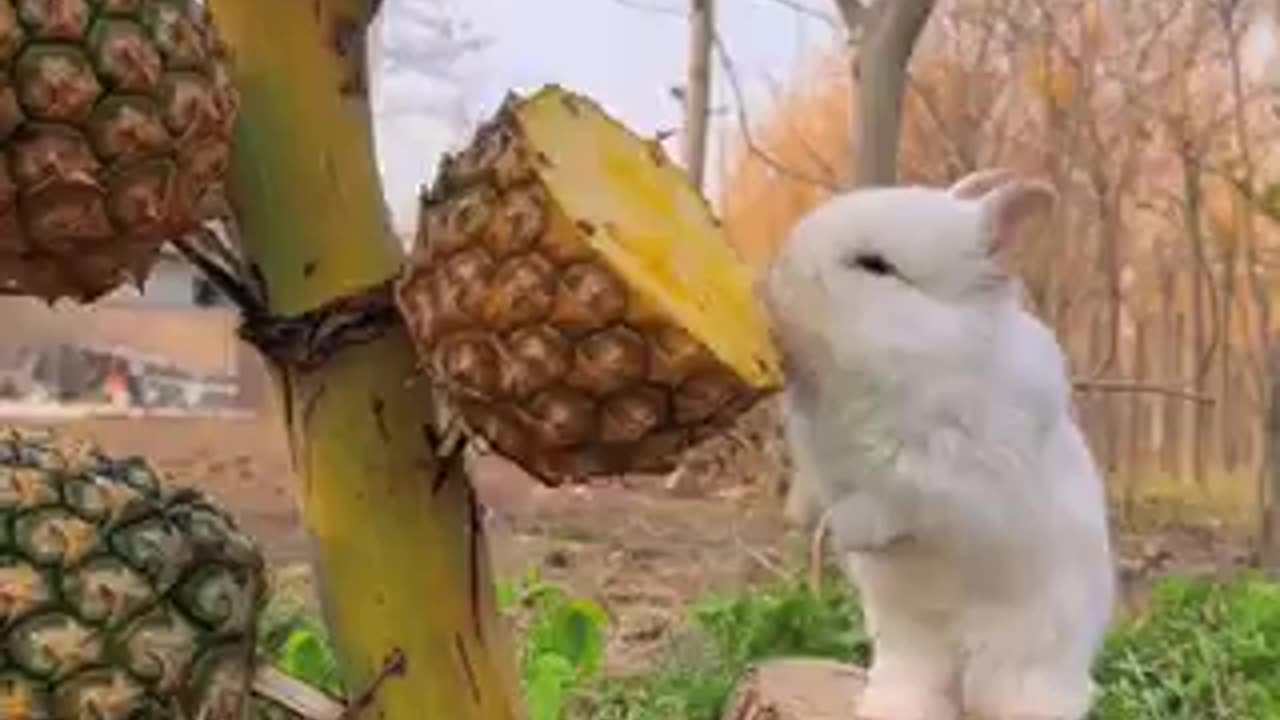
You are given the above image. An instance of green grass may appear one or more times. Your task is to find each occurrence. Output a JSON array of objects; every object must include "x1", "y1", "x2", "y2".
[
  {"x1": 1093, "y1": 574, "x2": 1280, "y2": 719},
  {"x1": 575, "y1": 568, "x2": 866, "y2": 720},
  {"x1": 256, "y1": 567, "x2": 1280, "y2": 719}
]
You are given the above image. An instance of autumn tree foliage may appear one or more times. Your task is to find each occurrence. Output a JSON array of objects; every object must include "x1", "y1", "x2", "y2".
[{"x1": 722, "y1": 0, "x2": 1280, "y2": 537}]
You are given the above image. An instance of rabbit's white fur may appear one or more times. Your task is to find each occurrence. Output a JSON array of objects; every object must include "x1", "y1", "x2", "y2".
[{"x1": 761, "y1": 172, "x2": 1115, "y2": 720}]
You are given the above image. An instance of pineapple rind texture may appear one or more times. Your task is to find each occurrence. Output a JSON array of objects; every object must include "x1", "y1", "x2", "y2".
[
  {"x1": 0, "y1": 0, "x2": 237, "y2": 302},
  {"x1": 396, "y1": 85, "x2": 783, "y2": 485},
  {"x1": 0, "y1": 425, "x2": 266, "y2": 719}
]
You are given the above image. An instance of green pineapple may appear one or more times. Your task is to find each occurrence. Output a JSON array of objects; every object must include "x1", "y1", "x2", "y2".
[{"x1": 0, "y1": 426, "x2": 265, "y2": 719}]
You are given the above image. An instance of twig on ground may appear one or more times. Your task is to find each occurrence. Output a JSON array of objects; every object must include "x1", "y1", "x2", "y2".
[
  {"x1": 807, "y1": 509, "x2": 833, "y2": 596},
  {"x1": 252, "y1": 665, "x2": 344, "y2": 720},
  {"x1": 735, "y1": 534, "x2": 792, "y2": 584},
  {"x1": 252, "y1": 649, "x2": 407, "y2": 720}
]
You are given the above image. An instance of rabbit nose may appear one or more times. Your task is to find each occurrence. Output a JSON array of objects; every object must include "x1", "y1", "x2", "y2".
[{"x1": 752, "y1": 274, "x2": 772, "y2": 307}]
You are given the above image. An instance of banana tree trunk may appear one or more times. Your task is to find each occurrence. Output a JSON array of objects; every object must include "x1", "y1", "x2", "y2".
[{"x1": 204, "y1": 1, "x2": 525, "y2": 718}]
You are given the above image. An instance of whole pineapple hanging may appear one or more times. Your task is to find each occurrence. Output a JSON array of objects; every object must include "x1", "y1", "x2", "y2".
[
  {"x1": 0, "y1": 0, "x2": 237, "y2": 302},
  {"x1": 0, "y1": 426, "x2": 266, "y2": 719},
  {"x1": 396, "y1": 85, "x2": 782, "y2": 485}
]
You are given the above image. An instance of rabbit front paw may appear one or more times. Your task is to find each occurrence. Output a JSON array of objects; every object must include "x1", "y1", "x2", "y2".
[
  {"x1": 827, "y1": 492, "x2": 909, "y2": 552},
  {"x1": 857, "y1": 678, "x2": 959, "y2": 720}
]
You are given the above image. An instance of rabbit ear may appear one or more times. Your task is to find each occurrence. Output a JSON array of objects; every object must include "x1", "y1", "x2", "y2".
[
  {"x1": 979, "y1": 178, "x2": 1057, "y2": 255},
  {"x1": 948, "y1": 168, "x2": 1019, "y2": 199}
]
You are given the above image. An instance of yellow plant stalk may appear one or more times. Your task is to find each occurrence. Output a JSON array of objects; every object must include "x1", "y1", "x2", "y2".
[{"x1": 204, "y1": 1, "x2": 524, "y2": 718}]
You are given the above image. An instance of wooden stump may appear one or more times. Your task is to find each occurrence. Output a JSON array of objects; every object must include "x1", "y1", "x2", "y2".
[{"x1": 720, "y1": 658, "x2": 867, "y2": 720}]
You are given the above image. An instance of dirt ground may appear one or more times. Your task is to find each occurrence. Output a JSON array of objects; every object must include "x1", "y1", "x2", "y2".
[
  {"x1": 7, "y1": 407, "x2": 1261, "y2": 677},
  {"x1": 8, "y1": 407, "x2": 804, "y2": 673}
]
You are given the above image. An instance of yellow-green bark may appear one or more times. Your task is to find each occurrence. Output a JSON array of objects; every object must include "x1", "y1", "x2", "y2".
[{"x1": 205, "y1": 1, "x2": 524, "y2": 718}]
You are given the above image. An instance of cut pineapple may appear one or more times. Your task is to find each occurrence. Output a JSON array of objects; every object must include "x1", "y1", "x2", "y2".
[{"x1": 396, "y1": 84, "x2": 782, "y2": 485}]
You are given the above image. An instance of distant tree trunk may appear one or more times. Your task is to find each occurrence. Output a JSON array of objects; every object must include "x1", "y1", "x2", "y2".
[
  {"x1": 1181, "y1": 143, "x2": 1212, "y2": 488},
  {"x1": 835, "y1": 0, "x2": 937, "y2": 187},
  {"x1": 1126, "y1": 318, "x2": 1148, "y2": 520},
  {"x1": 1219, "y1": 0, "x2": 1267, "y2": 476},
  {"x1": 1092, "y1": 172, "x2": 1122, "y2": 478},
  {"x1": 1089, "y1": 300, "x2": 1115, "y2": 472},
  {"x1": 1166, "y1": 307, "x2": 1185, "y2": 478},
  {"x1": 683, "y1": 0, "x2": 714, "y2": 189},
  {"x1": 1262, "y1": 347, "x2": 1280, "y2": 570}
]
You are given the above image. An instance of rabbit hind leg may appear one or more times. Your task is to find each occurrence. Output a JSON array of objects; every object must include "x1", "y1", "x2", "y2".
[{"x1": 857, "y1": 616, "x2": 961, "y2": 720}]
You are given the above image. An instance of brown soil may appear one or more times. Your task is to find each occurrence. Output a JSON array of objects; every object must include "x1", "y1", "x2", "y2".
[
  {"x1": 6, "y1": 407, "x2": 1258, "y2": 678},
  {"x1": 7, "y1": 408, "x2": 800, "y2": 674}
]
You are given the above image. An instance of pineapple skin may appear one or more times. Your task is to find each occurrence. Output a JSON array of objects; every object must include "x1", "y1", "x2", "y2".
[
  {"x1": 0, "y1": 0, "x2": 238, "y2": 302},
  {"x1": 0, "y1": 426, "x2": 265, "y2": 720},
  {"x1": 396, "y1": 87, "x2": 776, "y2": 485}
]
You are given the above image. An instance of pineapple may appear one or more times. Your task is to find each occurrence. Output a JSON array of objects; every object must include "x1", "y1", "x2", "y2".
[
  {"x1": 0, "y1": 0, "x2": 237, "y2": 302},
  {"x1": 396, "y1": 85, "x2": 783, "y2": 485},
  {"x1": 0, "y1": 426, "x2": 266, "y2": 719}
]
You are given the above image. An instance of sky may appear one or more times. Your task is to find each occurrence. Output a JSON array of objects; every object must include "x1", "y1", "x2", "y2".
[{"x1": 366, "y1": 0, "x2": 841, "y2": 235}]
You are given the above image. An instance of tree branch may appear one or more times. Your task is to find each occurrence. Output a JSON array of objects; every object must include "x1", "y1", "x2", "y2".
[
  {"x1": 712, "y1": 32, "x2": 843, "y2": 190},
  {"x1": 759, "y1": 72, "x2": 844, "y2": 186},
  {"x1": 850, "y1": 0, "x2": 937, "y2": 186},
  {"x1": 374, "y1": 0, "x2": 488, "y2": 121},
  {"x1": 832, "y1": 0, "x2": 867, "y2": 38},
  {"x1": 1071, "y1": 378, "x2": 1215, "y2": 405},
  {"x1": 611, "y1": 0, "x2": 684, "y2": 16},
  {"x1": 761, "y1": 0, "x2": 840, "y2": 29},
  {"x1": 684, "y1": 0, "x2": 715, "y2": 189}
]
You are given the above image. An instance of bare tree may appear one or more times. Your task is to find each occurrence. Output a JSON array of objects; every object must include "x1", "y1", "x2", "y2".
[
  {"x1": 1265, "y1": 348, "x2": 1280, "y2": 568},
  {"x1": 371, "y1": 0, "x2": 489, "y2": 121},
  {"x1": 366, "y1": 0, "x2": 489, "y2": 235},
  {"x1": 723, "y1": 0, "x2": 1280, "y2": 541},
  {"x1": 375, "y1": 0, "x2": 488, "y2": 77},
  {"x1": 684, "y1": 0, "x2": 715, "y2": 188},
  {"x1": 834, "y1": 0, "x2": 938, "y2": 186}
]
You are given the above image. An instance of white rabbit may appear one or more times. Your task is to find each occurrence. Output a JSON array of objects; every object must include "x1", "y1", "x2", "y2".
[{"x1": 760, "y1": 169, "x2": 1115, "y2": 720}]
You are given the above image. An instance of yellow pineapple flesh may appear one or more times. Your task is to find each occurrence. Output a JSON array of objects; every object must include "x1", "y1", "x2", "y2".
[{"x1": 396, "y1": 84, "x2": 782, "y2": 485}]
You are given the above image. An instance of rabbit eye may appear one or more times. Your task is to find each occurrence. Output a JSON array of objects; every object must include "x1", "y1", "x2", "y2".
[{"x1": 844, "y1": 252, "x2": 898, "y2": 277}]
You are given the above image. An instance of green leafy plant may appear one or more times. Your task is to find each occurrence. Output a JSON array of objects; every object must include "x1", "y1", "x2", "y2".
[
  {"x1": 499, "y1": 570, "x2": 612, "y2": 720},
  {"x1": 693, "y1": 569, "x2": 870, "y2": 669},
  {"x1": 257, "y1": 586, "x2": 344, "y2": 699},
  {"x1": 581, "y1": 567, "x2": 868, "y2": 720}
]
